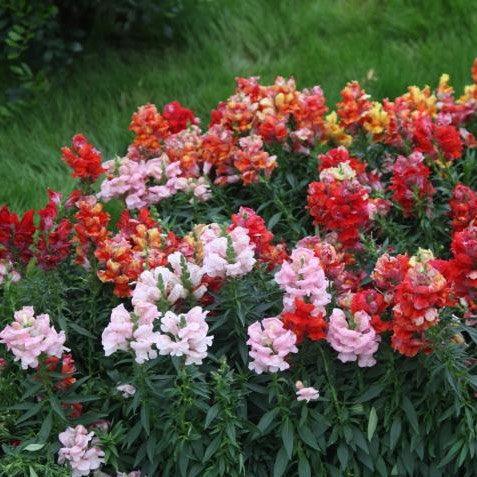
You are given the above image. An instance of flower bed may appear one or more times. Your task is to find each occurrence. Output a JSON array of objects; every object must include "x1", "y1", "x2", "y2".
[{"x1": 0, "y1": 60, "x2": 476, "y2": 477}]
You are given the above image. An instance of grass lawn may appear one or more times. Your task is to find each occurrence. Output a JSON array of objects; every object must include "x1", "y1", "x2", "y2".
[{"x1": 1, "y1": 0, "x2": 476, "y2": 211}]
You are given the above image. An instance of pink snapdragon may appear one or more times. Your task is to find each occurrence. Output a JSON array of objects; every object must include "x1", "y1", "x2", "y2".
[
  {"x1": 295, "y1": 381, "x2": 320, "y2": 402},
  {"x1": 326, "y1": 308, "x2": 380, "y2": 367},
  {"x1": 58, "y1": 425, "x2": 105, "y2": 477},
  {"x1": 247, "y1": 317, "x2": 298, "y2": 374},
  {"x1": 156, "y1": 306, "x2": 213, "y2": 365},
  {"x1": 274, "y1": 247, "x2": 331, "y2": 313},
  {"x1": 0, "y1": 306, "x2": 67, "y2": 369},
  {"x1": 201, "y1": 224, "x2": 256, "y2": 278},
  {"x1": 101, "y1": 304, "x2": 160, "y2": 364},
  {"x1": 101, "y1": 304, "x2": 134, "y2": 356},
  {"x1": 0, "y1": 259, "x2": 20, "y2": 284},
  {"x1": 131, "y1": 252, "x2": 206, "y2": 311},
  {"x1": 99, "y1": 153, "x2": 211, "y2": 209}
]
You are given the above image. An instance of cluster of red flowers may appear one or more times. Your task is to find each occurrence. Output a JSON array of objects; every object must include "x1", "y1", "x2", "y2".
[
  {"x1": 307, "y1": 147, "x2": 387, "y2": 249},
  {"x1": 298, "y1": 235, "x2": 365, "y2": 294},
  {"x1": 130, "y1": 102, "x2": 199, "y2": 154},
  {"x1": 281, "y1": 298, "x2": 328, "y2": 343},
  {"x1": 61, "y1": 134, "x2": 105, "y2": 182},
  {"x1": 41, "y1": 353, "x2": 82, "y2": 418},
  {"x1": 334, "y1": 69, "x2": 477, "y2": 156},
  {"x1": 0, "y1": 191, "x2": 72, "y2": 272},
  {"x1": 449, "y1": 183, "x2": 477, "y2": 232},
  {"x1": 95, "y1": 209, "x2": 181, "y2": 297},
  {"x1": 229, "y1": 206, "x2": 288, "y2": 268},
  {"x1": 388, "y1": 151, "x2": 435, "y2": 217}
]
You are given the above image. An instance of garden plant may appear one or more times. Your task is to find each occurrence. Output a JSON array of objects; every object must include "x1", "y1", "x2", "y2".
[{"x1": 0, "y1": 58, "x2": 477, "y2": 476}]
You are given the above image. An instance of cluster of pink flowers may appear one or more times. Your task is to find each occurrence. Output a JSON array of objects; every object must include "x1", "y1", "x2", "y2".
[
  {"x1": 0, "y1": 259, "x2": 20, "y2": 284},
  {"x1": 57, "y1": 425, "x2": 105, "y2": 477},
  {"x1": 104, "y1": 299, "x2": 213, "y2": 367},
  {"x1": 200, "y1": 224, "x2": 256, "y2": 278},
  {"x1": 99, "y1": 153, "x2": 211, "y2": 209},
  {"x1": 101, "y1": 303, "x2": 160, "y2": 364},
  {"x1": 132, "y1": 251, "x2": 207, "y2": 311},
  {"x1": 0, "y1": 306, "x2": 67, "y2": 369},
  {"x1": 326, "y1": 308, "x2": 380, "y2": 367},
  {"x1": 247, "y1": 317, "x2": 298, "y2": 374},
  {"x1": 274, "y1": 246, "x2": 330, "y2": 313},
  {"x1": 155, "y1": 306, "x2": 213, "y2": 365}
]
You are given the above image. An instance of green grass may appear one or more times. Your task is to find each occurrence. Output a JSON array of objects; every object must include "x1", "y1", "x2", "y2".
[{"x1": 1, "y1": 0, "x2": 476, "y2": 211}]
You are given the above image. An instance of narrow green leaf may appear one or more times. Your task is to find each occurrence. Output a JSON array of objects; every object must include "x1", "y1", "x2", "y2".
[
  {"x1": 204, "y1": 404, "x2": 219, "y2": 429},
  {"x1": 389, "y1": 417, "x2": 401, "y2": 451},
  {"x1": 401, "y1": 397, "x2": 419, "y2": 433},
  {"x1": 273, "y1": 447, "x2": 289, "y2": 477},
  {"x1": 257, "y1": 408, "x2": 279, "y2": 433},
  {"x1": 367, "y1": 407, "x2": 378, "y2": 442},
  {"x1": 281, "y1": 419, "x2": 294, "y2": 459},
  {"x1": 298, "y1": 455, "x2": 311, "y2": 477}
]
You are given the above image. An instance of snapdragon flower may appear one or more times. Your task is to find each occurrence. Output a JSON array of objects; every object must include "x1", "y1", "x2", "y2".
[
  {"x1": 247, "y1": 317, "x2": 298, "y2": 374},
  {"x1": 327, "y1": 308, "x2": 380, "y2": 367},
  {"x1": 101, "y1": 304, "x2": 161, "y2": 364},
  {"x1": 155, "y1": 306, "x2": 213, "y2": 365},
  {"x1": 58, "y1": 425, "x2": 105, "y2": 477},
  {"x1": 295, "y1": 381, "x2": 320, "y2": 402},
  {"x1": 201, "y1": 225, "x2": 256, "y2": 278},
  {"x1": 274, "y1": 247, "x2": 330, "y2": 314},
  {"x1": 0, "y1": 306, "x2": 67, "y2": 369}
]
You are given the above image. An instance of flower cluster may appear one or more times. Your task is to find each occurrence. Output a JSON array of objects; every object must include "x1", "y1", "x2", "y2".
[
  {"x1": 156, "y1": 306, "x2": 213, "y2": 365},
  {"x1": 61, "y1": 134, "x2": 105, "y2": 182},
  {"x1": 274, "y1": 246, "x2": 330, "y2": 342},
  {"x1": 200, "y1": 224, "x2": 256, "y2": 278},
  {"x1": 230, "y1": 206, "x2": 288, "y2": 269},
  {"x1": 307, "y1": 147, "x2": 376, "y2": 248},
  {"x1": 389, "y1": 151, "x2": 435, "y2": 217},
  {"x1": 326, "y1": 308, "x2": 380, "y2": 367},
  {"x1": 0, "y1": 306, "x2": 67, "y2": 369},
  {"x1": 102, "y1": 303, "x2": 160, "y2": 364},
  {"x1": 58, "y1": 425, "x2": 105, "y2": 477},
  {"x1": 449, "y1": 183, "x2": 477, "y2": 232},
  {"x1": 247, "y1": 317, "x2": 298, "y2": 374}
]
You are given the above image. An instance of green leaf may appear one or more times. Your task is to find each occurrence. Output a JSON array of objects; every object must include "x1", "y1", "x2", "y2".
[
  {"x1": 273, "y1": 447, "x2": 289, "y2": 477},
  {"x1": 204, "y1": 404, "x2": 219, "y2": 429},
  {"x1": 67, "y1": 321, "x2": 95, "y2": 338},
  {"x1": 297, "y1": 424, "x2": 319, "y2": 450},
  {"x1": 29, "y1": 467, "x2": 39, "y2": 477},
  {"x1": 337, "y1": 443, "x2": 349, "y2": 470},
  {"x1": 24, "y1": 443, "x2": 44, "y2": 451},
  {"x1": 281, "y1": 419, "x2": 294, "y2": 459},
  {"x1": 367, "y1": 407, "x2": 378, "y2": 442},
  {"x1": 268, "y1": 212, "x2": 282, "y2": 230},
  {"x1": 203, "y1": 436, "x2": 221, "y2": 462},
  {"x1": 38, "y1": 413, "x2": 52, "y2": 443},
  {"x1": 389, "y1": 417, "x2": 401, "y2": 451},
  {"x1": 356, "y1": 383, "x2": 385, "y2": 403},
  {"x1": 16, "y1": 403, "x2": 43, "y2": 424},
  {"x1": 401, "y1": 397, "x2": 419, "y2": 433},
  {"x1": 438, "y1": 440, "x2": 462, "y2": 468},
  {"x1": 257, "y1": 408, "x2": 279, "y2": 433},
  {"x1": 140, "y1": 405, "x2": 150, "y2": 435},
  {"x1": 298, "y1": 455, "x2": 311, "y2": 477}
]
